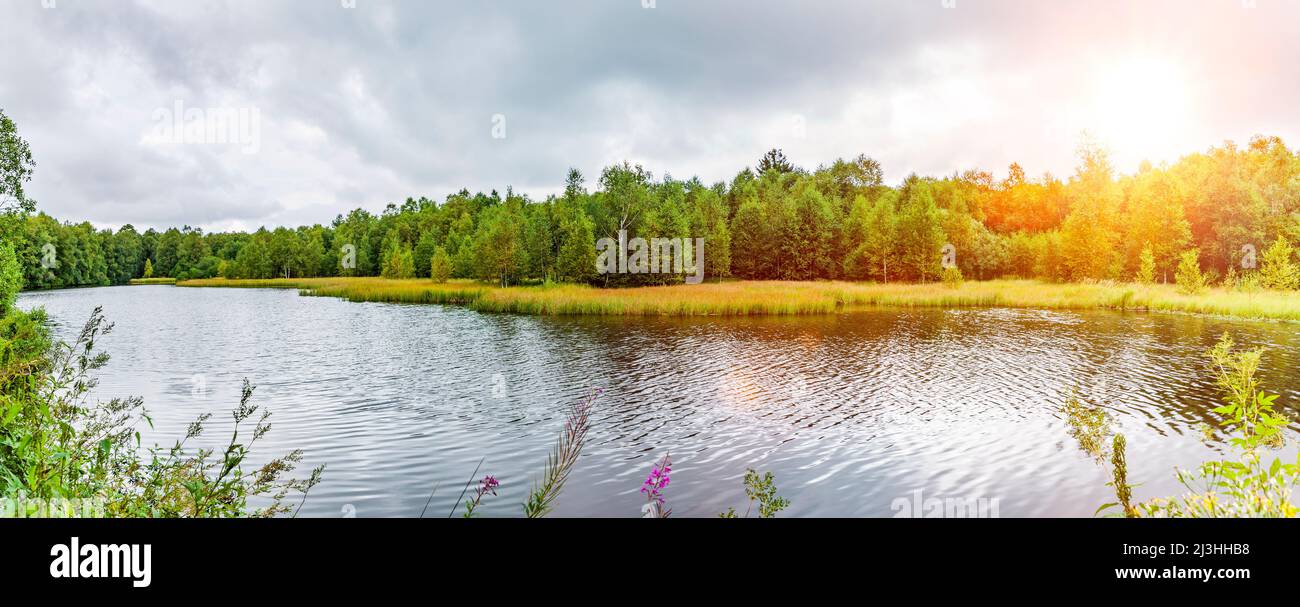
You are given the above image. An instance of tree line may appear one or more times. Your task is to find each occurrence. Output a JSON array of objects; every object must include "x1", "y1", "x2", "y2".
[{"x1": 4, "y1": 107, "x2": 1300, "y2": 291}]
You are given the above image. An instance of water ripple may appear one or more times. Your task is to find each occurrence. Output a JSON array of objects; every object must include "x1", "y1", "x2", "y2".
[{"x1": 17, "y1": 287, "x2": 1300, "y2": 518}]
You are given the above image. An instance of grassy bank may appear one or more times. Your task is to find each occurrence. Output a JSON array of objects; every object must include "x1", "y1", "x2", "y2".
[
  {"x1": 174, "y1": 277, "x2": 1300, "y2": 321},
  {"x1": 128, "y1": 277, "x2": 177, "y2": 285}
]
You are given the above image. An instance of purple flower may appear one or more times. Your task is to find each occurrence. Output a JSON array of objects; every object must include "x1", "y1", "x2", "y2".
[
  {"x1": 463, "y1": 474, "x2": 500, "y2": 518},
  {"x1": 640, "y1": 454, "x2": 672, "y2": 505}
]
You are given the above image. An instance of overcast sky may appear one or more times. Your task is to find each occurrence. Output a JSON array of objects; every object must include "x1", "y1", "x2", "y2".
[{"x1": 2, "y1": 0, "x2": 1298, "y2": 232}]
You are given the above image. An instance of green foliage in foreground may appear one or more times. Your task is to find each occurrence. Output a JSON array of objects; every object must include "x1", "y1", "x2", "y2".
[
  {"x1": 1, "y1": 253, "x2": 324, "y2": 517},
  {"x1": 1069, "y1": 333, "x2": 1299, "y2": 517},
  {"x1": 720, "y1": 469, "x2": 790, "y2": 518}
]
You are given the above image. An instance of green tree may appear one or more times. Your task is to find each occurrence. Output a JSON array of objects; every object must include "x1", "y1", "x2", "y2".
[
  {"x1": 1258, "y1": 235, "x2": 1299, "y2": 290},
  {"x1": 1176, "y1": 249, "x2": 1207, "y2": 295},
  {"x1": 153, "y1": 228, "x2": 181, "y2": 277},
  {"x1": 703, "y1": 218, "x2": 731, "y2": 280},
  {"x1": 1136, "y1": 244, "x2": 1156, "y2": 284},
  {"x1": 729, "y1": 194, "x2": 770, "y2": 279},
  {"x1": 108, "y1": 225, "x2": 143, "y2": 284},
  {"x1": 867, "y1": 196, "x2": 901, "y2": 282},
  {"x1": 757, "y1": 148, "x2": 794, "y2": 176},
  {"x1": 895, "y1": 179, "x2": 944, "y2": 282},
  {"x1": 1060, "y1": 141, "x2": 1122, "y2": 281},
  {"x1": 522, "y1": 203, "x2": 558, "y2": 282},
  {"x1": 413, "y1": 229, "x2": 440, "y2": 279},
  {"x1": 781, "y1": 187, "x2": 835, "y2": 280},
  {"x1": 472, "y1": 205, "x2": 529, "y2": 287},
  {"x1": 1125, "y1": 170, "x2": 1191, "y2": 283},
  {"x1": 380, "y1": 239, "x2": 415, "y2": 279},
  {"x1": 0, "y1": 243, "x2": 21, "y2": 317},
  {"x1": 429, "y1": 246, "x2": 452, "y2": 283},
  {"x1": 0, "y1": 108, "x2": 36, "y2": 217},
  {"x1": 554, "y1": 207, "x2": 596, "y2": 283},
  {"x1": 444, "y1": 212, "x2": 476, "y2": 279},
  {"x1": 143, "y1": 258, "x2": 154, "y2": 279}
]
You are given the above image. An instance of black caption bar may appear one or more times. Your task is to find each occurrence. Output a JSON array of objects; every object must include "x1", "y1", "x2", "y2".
[{"x1": 2, "y1": 518, "x2": 1285, "y2": 597}]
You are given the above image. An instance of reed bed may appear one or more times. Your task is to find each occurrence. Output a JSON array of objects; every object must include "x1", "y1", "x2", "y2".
[
  {"x1": 174, "y1": 277, "x2": 1300, "y2": 321},
  {"x1": 127, "y1": 277, "x2": 177, "y2": 285}
]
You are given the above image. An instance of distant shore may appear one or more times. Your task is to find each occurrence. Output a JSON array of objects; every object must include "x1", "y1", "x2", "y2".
[{"x1": 171, "y1": 277, "x2": 1300, "y2": 321}]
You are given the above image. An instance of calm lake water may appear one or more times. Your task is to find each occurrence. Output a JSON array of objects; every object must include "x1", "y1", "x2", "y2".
[{"x1": 16, "y1": 285, "x2": 1300, "y2": 517}]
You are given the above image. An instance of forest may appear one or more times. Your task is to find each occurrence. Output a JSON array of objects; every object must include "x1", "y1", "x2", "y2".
[{"x1": 4, "y1": 134, "x2": 1300, "y2": 293}]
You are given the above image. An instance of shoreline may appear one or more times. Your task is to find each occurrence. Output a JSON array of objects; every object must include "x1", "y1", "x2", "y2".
[{"x1": 170, "y1": 277, "x2": 1300, "y2": 322}]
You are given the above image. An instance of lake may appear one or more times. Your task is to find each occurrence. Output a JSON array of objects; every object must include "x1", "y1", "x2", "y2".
[{"x1": 17, "y1": 285, "x2": 1300, "y2": 517}]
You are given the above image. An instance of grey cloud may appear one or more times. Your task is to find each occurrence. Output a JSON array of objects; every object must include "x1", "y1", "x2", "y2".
[{"x1": 1, "y1": 0, "x2": 1298, "y2": 231}]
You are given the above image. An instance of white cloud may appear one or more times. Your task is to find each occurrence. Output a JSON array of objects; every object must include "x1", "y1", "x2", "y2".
[{"x1": 1, "y1": 0, "x2": 1297, "y2": 231}]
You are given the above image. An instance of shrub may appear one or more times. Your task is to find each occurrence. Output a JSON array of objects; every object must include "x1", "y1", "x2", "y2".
[
  {"x1": 720, "y1": 469, "x2": 790, "y2": 518},
  {"x1": 1175, "y1": 249, "x2": 1207, "y2": 295},
  {"x1": 940, "y1": 265, "x2": 963, "y2": 289}
]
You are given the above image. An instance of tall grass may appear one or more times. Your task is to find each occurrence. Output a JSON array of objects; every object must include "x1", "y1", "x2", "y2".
[{"x1": 175, "y1": 277, "x2": 1300, "y2": 321}]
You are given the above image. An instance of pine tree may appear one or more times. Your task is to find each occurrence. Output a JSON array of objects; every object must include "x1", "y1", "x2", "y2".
[
  {"x1": 143, "y1": 258, "x2": 154, "y2": 279},
  {"x1": 757, "y1": 148, "x2": 794, "y2": 175}
]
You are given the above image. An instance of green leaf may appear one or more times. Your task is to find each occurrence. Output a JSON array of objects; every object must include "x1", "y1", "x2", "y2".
[{"x1": 1094, "y1": 502, "x2": 1121, "y2": 516}]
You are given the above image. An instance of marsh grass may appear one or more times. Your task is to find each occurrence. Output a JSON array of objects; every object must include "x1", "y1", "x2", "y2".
[
  {"x1": 128, "y1": 278, "x2": 177, "y2": 285},
  {"x1": 175, "y1": 277, "x2": 1300, "y2": 321}
]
